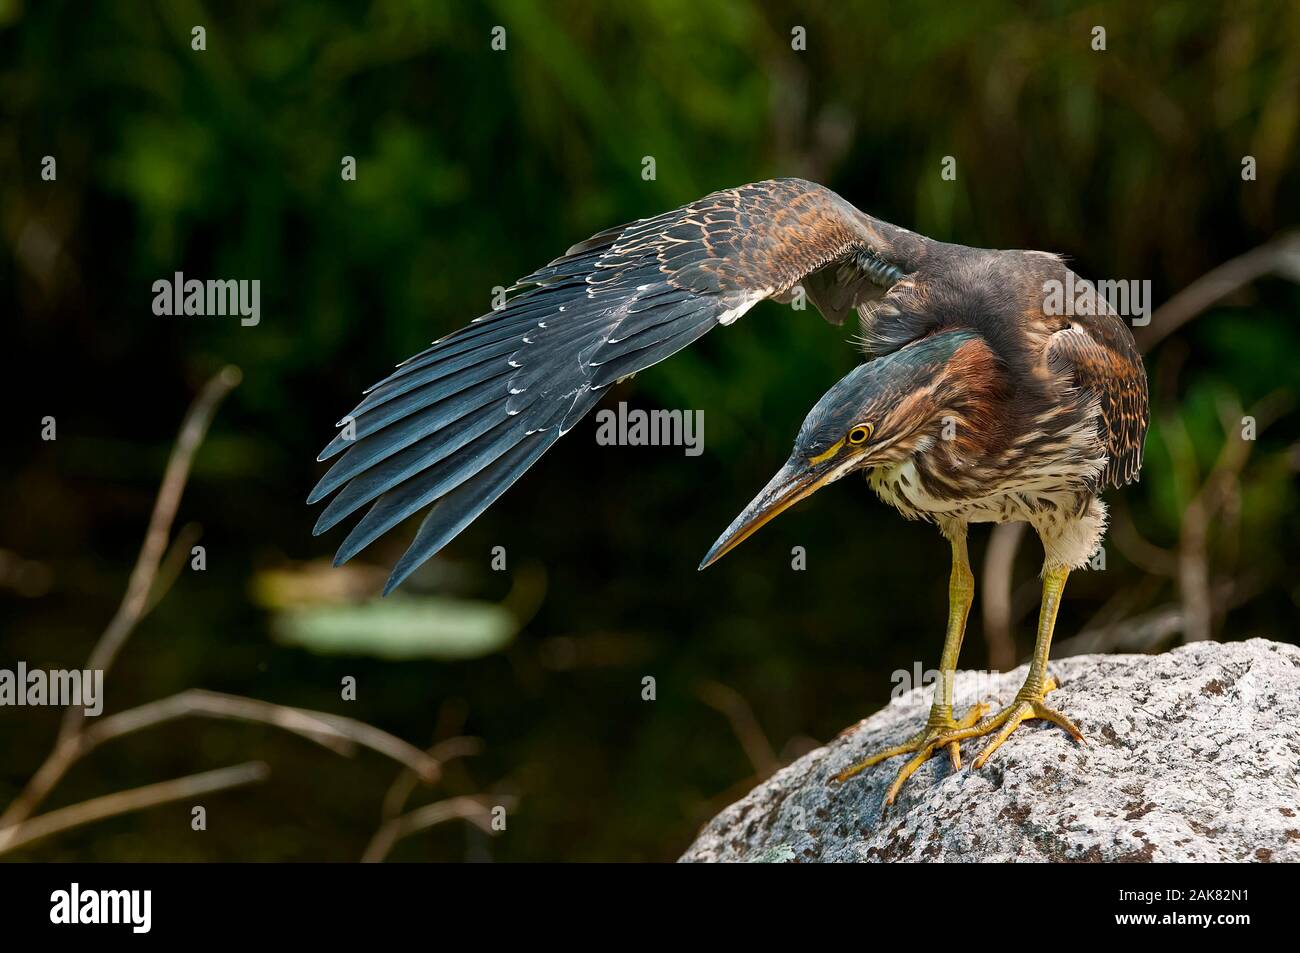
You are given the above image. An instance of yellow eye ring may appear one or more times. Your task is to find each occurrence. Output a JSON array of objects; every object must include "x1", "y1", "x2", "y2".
[{"x1": 848, "y1": 423, "x2": 874, "y2": 445}]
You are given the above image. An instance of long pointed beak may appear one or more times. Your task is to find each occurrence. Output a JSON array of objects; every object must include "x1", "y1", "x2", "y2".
[{"x1": 698, "y1": 455, "x2": 841, "y2": 570}]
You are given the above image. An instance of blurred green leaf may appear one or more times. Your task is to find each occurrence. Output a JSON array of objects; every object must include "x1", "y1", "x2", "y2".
[{"x1": 272, "y1": 596, "x2": 517, "y2": 660}]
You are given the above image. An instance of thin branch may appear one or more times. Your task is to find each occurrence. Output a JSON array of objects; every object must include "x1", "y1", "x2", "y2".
[
  {"x1": 695, "y1": 680, "x2": 780, "y2": 780},
  {"x1": 362, "y1": 795, "x2": 513, "y2": 864},
  {"x1": 1076, "y1": 572, "x2": 1165, "y2": 639},
  {"x1": 368, "y1": 700, "x2": 493, "y2": 862},
  {"x1": 87, "y1": 691, "x2": 352, "y2": 753},
  {"x1": 143, "y1": 521, "x2": 203, "y2": 616},
  {"x1": 113, "y1": 690, "x2": 446, "y2": 778},
  {"x1": 1175, "y1": 392, "x2": 1289, "y2": 641},
  {"x1": 2, "y1": 364, "x2": 460, "y2": 860},
  {"x1": 2, "y1": 368, "x2": 241, "y2": 831},
  {"x1": 1107, "y1": 500, "x2": 1179, "y2": 577},
  {"x1": 379, "y1": 736, "x2": 483, "y2": 822},
  {"x1": 286, "y1": 708, "x2": 444, "y2": 782},
  {"x1": 427, "y1": 735, "x2": 485, "y2": 764},
  {"x1": 0, "y1": 689, "x2": 442, "y2": 828},
  {"x1": 980, "y1": 522, "x2": 1024, "y2": 671},
  {"x1": 1061, "y1": 602, "x2": 1190, "y2": 656},
  {"x1": 1056, "y1": 576, "x2": 1261, "y2": 657},
  {"x1": 0, "y1": 762, "x2": 268, "y2": 856},
  {"x1": 1134, "y1": 231, "x2": 1300, "y2": 353},
  {"x1": 60, "y1": 365, "x2": 242, "y2": 744}
]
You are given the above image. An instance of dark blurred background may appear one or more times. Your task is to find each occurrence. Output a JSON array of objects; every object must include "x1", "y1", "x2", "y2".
[{"x1": 2, "y1": 1, "x2": 1298, "y2": 861}]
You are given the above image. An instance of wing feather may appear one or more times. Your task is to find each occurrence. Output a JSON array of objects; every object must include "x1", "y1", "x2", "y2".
[
  {"x1": 311, "y1": 178, "x2": 926, "y2": 591},
  {"x1": 1046, "y1": 317, "x2": 1150, "y2": 488}
]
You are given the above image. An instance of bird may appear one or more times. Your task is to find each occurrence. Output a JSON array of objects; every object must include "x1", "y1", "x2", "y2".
[{"x1": 309, "y1": 177, "x2": 1149, "y2": 802}]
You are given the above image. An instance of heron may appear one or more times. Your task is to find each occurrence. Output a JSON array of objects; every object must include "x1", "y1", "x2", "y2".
[{"x1": 309, "y1": 178, "x2": 1149, "y2": 803}]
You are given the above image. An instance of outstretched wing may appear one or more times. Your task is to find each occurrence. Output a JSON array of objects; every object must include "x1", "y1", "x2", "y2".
[
  {"x1": 310, "y1": 177, "x2": 925, "y2": 593},
  {"x1": 1046, "y1": 313, "x2": 1150, "y2": 488}
]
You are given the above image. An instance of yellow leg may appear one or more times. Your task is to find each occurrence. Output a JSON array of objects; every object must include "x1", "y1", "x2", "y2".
[
  {"x1": 834, "y1": 529, "x2": 986, "y2": 805},
  {"x1": 936, "y1": 564, "x2": 1084, "y2": 767}
]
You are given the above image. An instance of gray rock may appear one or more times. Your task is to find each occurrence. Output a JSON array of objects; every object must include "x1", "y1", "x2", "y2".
[{"x1": 681, "y1": 639, "x2": 1300, "y2": 862}]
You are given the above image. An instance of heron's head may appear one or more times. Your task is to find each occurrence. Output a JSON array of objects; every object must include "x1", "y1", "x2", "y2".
[{"x1": 699, "y1": 330, "x2": 1001, "y2": 569}]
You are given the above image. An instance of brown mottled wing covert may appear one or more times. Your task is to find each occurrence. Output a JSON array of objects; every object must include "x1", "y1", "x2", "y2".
[
  {"x1": 309, "y1": 178, "x2": 923, "y2": 593},
  {"x1": 1046, "y1": 316, "x2": 1150, "y2": 488}
]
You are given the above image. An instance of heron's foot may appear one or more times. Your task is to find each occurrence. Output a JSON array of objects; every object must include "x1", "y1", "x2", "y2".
[
  {"x1": 935, "y1": 675, "x2": 1083, "y2": 769},
  {"x1": 833, "y1": 702, "x2": 987, "y2": 806}
]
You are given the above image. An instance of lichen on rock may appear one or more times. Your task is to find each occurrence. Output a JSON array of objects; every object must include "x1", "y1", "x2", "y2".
[{"x1": 680, "y1": 639, "x2": 1300, "y2": 862}]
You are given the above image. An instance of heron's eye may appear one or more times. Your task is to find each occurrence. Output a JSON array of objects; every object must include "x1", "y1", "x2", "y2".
[{"x1": 848, "y1": 423, "x2": 874, "y2": 445}]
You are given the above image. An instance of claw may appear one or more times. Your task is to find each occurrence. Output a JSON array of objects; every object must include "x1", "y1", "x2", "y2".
[
  {"x1": 833, "y1": 702, "x2": 987, "y2": 806},
  {"x1": 944, "y1": 702, "x2": 985, "y2": 771},
  {"x1": 936, "y1": 674, "x2": 1083, "y2": 770}
]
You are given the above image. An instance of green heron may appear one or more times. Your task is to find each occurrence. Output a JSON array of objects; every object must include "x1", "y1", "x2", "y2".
[{"x1": 310, "y1": 178, "x2": 1149, "y2": 802}]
